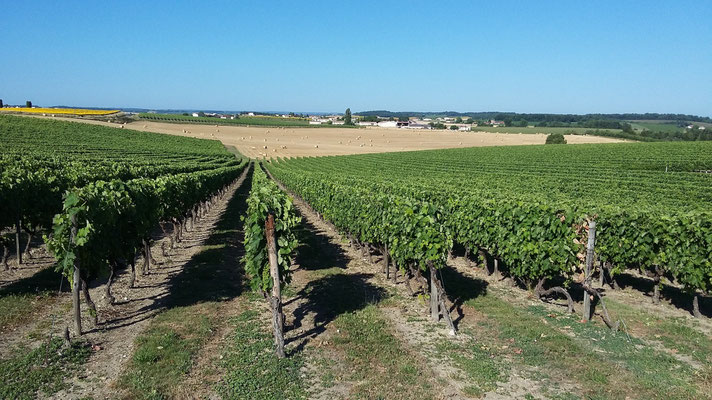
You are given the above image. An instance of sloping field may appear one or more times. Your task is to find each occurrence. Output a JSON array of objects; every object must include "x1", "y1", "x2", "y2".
[
  {"x1": 0, "y1": 107, "x2": 119, "y2": 115},
  {"x1": 125, "y1": 122, "x2": 626, "y2": 159},
  {"x1": 14, "y1": 115, "x2": 625, "y2": 158}
]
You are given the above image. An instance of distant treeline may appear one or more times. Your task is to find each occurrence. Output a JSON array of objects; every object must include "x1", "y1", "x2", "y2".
[
  {"x1": 581, "y1": 129, "x2": 712, "y2": 142},
  {"x1": 356, "y1": 110, "x2": 712, "y2": 124}
]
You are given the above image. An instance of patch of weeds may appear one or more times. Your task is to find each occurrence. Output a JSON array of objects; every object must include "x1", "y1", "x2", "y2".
[
  {"x1": 26, "y1": 316, "x2": 53, "y2": 340},
  {"x1": 309, "y1": 355, "x2": 339, "y2": 389},
  {"x1": 308, "y1": 266, "x2": 344, "y2": 279},
  {"x1": 0, "y1": 337, "x2": 90, "y2": 399},
  {"x1": 435, "y1": 336, "x2": 504, "y2": 396},
  {"x1": 119, "y1": 306, "x2": 217, "y2": 399},
  {"x1": 527, "y1": 304, "x2": 702, "y2": 399},
  {"x1": 605, "y1": 299, "x2": 712, "y2": 365},
  {"x1": 216, "y1": 309, "x2": 306, "y2": 400},
  {"x1": 329, "y1": 305, "x2": 435, "y2": 399},
  {"x1": 547, "y1": 393, "x2": 581, "y2": 400},
  {"x1": 465, "y1": 292, "x2": 705, "y2": 400}
]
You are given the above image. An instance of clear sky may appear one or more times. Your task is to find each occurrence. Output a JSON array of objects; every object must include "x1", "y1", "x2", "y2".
[{"x1": 2, "y1": 1, "x2": 711, "y2": 115}]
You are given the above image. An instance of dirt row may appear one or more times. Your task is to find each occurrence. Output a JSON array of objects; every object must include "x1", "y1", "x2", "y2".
[{"x1": 0, "y1": 168, "x2": 249, "y2": 400}]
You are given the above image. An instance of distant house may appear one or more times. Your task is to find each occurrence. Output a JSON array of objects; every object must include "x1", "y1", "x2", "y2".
[
  {"x1": 378, "y1": 121, "x2": 399, "y2": 128},
  {"x1": 687, "y1": 125, "x2": 694, "y2": 129},
  {"x1": 309, "y1": 121, "x2": 322, "y2": 125},
  {"x1": 406, "y1": 123, "x2": 427, "y2": 129},
  {"x1": 699, "y1": 126, "x2": 706, "y2": 130},
  {"x1": 247, "y1": 112, "x2": 255, "y2": 116},
  {"x1": 358, "y1": 121, "x2": 378, "y2": 126},
  {"x1": 489, "y1": 120, "x2": 505, "y2": 126},
  {"x1": 458, "y1": 126, "x2": 471, "y2": 131},
  {"x1": 192, "y1": 112, "x2": 199, "y2": 117}
]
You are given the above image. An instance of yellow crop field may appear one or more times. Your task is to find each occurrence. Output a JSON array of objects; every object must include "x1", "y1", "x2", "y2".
[{"x1": 0, "y1": 107, "x2": 120, "y2": 115}]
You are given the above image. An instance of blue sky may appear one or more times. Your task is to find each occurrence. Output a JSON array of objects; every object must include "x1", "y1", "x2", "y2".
[{"x1": 2, "y1": 1, "x2": 711, "y2": 115}]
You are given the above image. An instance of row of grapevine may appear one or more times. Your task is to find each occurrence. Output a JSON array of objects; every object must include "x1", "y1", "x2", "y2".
[
  {"x1": 0, "y1": 115, "x2": 241, "y2": 266},
  {"x1": 47, "y1": 164, "x2": 247, "y2": 335},
  {"x1": 1, "y1": 115, "x2": 254, "y2": 338},
  {"x1": 264, "y1": 166, "x2": 458, "y2": 332},
  {"x1": 242, "y1": 165, "x2": 301, "y2": 357},
  {"x1": 138, "y1": 113, "x2": 311, "y2": 127}
]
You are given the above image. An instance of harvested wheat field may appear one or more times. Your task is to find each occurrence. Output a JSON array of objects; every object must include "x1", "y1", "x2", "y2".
[{"x1": 28, "y1": 116, "x2": 625, "y2": 158}]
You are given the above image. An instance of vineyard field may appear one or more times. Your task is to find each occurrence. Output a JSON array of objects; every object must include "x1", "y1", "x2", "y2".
[
  {"x1": 138, "y1": 112, "x2": 315, "y2": 127},
  {"x1": 2, "y1": 116, "x2": 711, "y2": 399},
  {"x1": 267, "y1": 141, "x2": 712, "y2": 314},
  {"x1": 0, "y1": 107, "x2": 120, "y2": 116}
]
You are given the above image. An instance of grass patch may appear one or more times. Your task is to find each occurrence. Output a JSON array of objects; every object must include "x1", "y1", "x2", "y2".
[
  {"x1": 119, "y1": 305, "x2": 218, "y2": 399},
  {"x1": 629, "y1": 122, "x2": 684, "y2": 133},
  {"x1": 435, "y1": 332, "x2": 504, "y2": 396},
  {"x1": 216, "y1": 309, "x2": 306, "y2": 400},
  {"x1": 308, "y1": 266, "x2": 345, "y2": 279},
  {"x1": 328, "y1": 305, "x2": 435, "y2": 399},
  {"x1": 605, "y1": 299, "x2": 712, "y2": 364},
  {"x1": 0, "y1": 337, "x2": 90, "y2": 399},
  {"x1": 464, "y1": 292, "x2": 708, "y2": 399},
  {"x1": 0, "y1": 267, "x2": 65, "y2": 331}
]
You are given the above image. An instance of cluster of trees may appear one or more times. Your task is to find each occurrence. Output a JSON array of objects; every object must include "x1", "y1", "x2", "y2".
[
  {"x1": 574, "y1": 128, "x2": 711, "y2": 142},
  {"x1": 344, "y1": 108, "x2": 353, "y2": 125},
  {"x1": 638, "y1": 128, "x2": 712, "y2": 141},
  {"x1": 545, "y1": 133, "x2": 567, "y2": 144},
  {"x1": 357, "y1": 110, "x2": 712, "y2": 125}
]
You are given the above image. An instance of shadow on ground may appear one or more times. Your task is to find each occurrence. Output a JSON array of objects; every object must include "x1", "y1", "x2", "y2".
[
  {"x1": 287, "y1": 272, "x2": 387, "y2": 355},
  {"x1": 293, "y1": 214, "x2": 349, "y2": 271},
  {"x1": 439, "y1": 265, "x2": 489, "y2": 328},
  {"x1": 0, "y1": 266, "x2": 67, "y2": 297},
  {"x1": 285, "y1": 207, "x2": 387, "y2": 354},
  {"x1": 96, "y1": 168, "x2": 252, "y2": 331}
]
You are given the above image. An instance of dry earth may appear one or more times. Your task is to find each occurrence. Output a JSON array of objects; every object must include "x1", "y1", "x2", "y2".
[{"x1": 19, "y1": 115, "x2": 625, "y2": 159}]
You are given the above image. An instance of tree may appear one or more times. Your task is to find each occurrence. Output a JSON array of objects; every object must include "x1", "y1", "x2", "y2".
[
  {"x1": 198, "y1": 111, "x2": 206, "y2": 117},
  {"x1": 455, "y1": 117, "x2": 463, "y2": 123},
  {"x1": 449, "y1": 125, "x2": 459, "y2": 130},
  {"x1": 0, "y1": 99, "x2": 3, "y2": 108},
  {"x1": 26, "y1": 101, "x2": 32, "y2": 108},
  {"x1": 344, "y1": 108, "x2": 353, "y2": 125},
  {"x1": 545, "y1": 133, "x2": 567, "y2": 144}
]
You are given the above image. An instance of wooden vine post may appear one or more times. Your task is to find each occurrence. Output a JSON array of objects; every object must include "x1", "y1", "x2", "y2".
[
  {"x1": 70, "y1": 214, "x2": 82, "y2": 336},
  {"x1": 384, "y1": 243, "x2": 390, "y2": 279},
  {"x1": 583, "y1": 221, "x2": 596, "y2": 322},
  {"x1": 15, "y1": 211, "x2": 22, "y2": 265},
  {"x1": 265, "y1": 213, "x2": 286, "y2": 358},
  {"x1": 430, "y1": 263, "x2": 439, "y2": 322}
]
